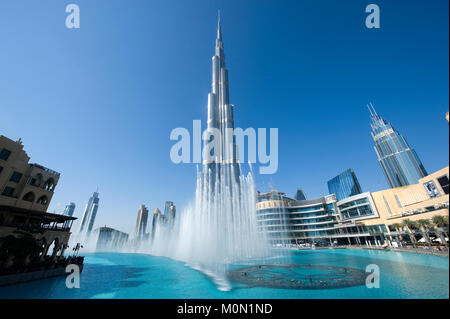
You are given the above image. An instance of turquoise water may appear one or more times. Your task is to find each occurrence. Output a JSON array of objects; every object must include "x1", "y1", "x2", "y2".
[{"x1": 0, "y1": 249, "x2": 448, "y2": 298}]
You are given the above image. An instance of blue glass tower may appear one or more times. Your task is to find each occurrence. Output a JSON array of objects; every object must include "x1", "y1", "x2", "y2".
[
  {"x1": 327, "y1": 169, "x2": 362, "y2": 201},
  {"x1": 368, "y1": 103, "x2": 427, "y2": 188}
]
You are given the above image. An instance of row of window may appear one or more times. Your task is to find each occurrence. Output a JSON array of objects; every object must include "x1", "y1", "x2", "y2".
[{"x1": 1, "y1": 186, "x2": 49, "y2": 205}]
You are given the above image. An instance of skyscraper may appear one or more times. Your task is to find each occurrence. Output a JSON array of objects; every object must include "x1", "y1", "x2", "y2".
[
  {"x1": 164, "y1": 201, "x2": 173, "y2": 216},
  {"x1": 135, "y1": 204, "x2": 149, "y2": 238},
  {"x1": 327, "y1": 169, "x2": 363, "y2": 201},
  {"x1": 79, "y1": 191, "x2": 100, "y2": 234},
  {"x1": 63, "y1": 202, "x2": 76, "y2": 228},
  {"x1": 203, "y1": 13, "x2": 240, "y2": 185},
  {"x1": 368, "y1": 103, "x2": 427, "y2": 188},
  {"x1": 63, "y1": 202, "x2": 76, "y2": 217},
  {"x1": 294, "y1": 189, "x2": 307, "y2": 201}
]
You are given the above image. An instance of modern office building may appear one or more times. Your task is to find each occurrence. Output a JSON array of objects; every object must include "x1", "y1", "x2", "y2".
[
  {"x1": 151, "y1": 208, "x2": 167, "y2": 238},
  {"x1": 95, "y1": 226, "x2": 129, "y2": 251},
  {"x1": 167, "y1": 204, "x2": 176, "y2": 225},
  {"x1": 259, "y1": 166, "x2": 449, "y2": 247},
  {"x1": 135, "y1": 204, "x2": 149, "y2": 238},
  {"x1": 79, "y1": 191, "x2": 100, "y2": 234},
  {"x1": 164, "y1": 201, "x2": 174, "y2": 216},
  {"x1": 327, "y1": 169, "x2": 363, "y2": 201},
  {"x1": 294, "y1": 189, "x2": 307, "y2": 201},
  {"x1": 368, "y1": 103, "x2": 427, "y2": 188},
  {"x1": 256, "y1": 191, "x2": 340, "y2": 245},
  {"x1": 63, "y1": 202, "x2": 76, "y2": 228},
  {"x1": 63, "y1": 202, "x2": 76, "y2": 217}
]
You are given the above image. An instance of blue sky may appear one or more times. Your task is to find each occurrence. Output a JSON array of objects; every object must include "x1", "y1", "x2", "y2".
[{"x1": 0, "y1": 0, "x2": 448, "y2": 234}]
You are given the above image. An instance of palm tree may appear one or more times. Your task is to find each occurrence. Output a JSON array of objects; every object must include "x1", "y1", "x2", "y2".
[
  {"x1": 390, "y1": 223, "x2": 403, "y2": 246},
  {"x1": 401, "y1": 219, "x2": 417, "y2": 248},
  {"x1": 415, "y1": 219, "x2": 432, "y2": 247},
  {"x1": 432, "y1": 215, "x2": 448, "y2": 247}
]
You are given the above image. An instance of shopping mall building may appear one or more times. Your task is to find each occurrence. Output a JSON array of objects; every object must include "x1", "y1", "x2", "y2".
[{"x1": 256, "y1": 166, "x2": 449, "y2": 246}]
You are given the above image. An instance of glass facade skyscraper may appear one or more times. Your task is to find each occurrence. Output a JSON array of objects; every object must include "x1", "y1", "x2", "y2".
[
  {"x1": 79, "y1": 191, "x2": 100, "y2": 234},
  {"x1": 327, "y1": 168, "x2": 363, "y2": 201},
  {"x1": 368, "y1": 103, "x2": 427, "y2": 188}
]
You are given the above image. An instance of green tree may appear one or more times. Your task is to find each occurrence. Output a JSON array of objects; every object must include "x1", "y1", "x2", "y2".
[
  {"x1": 415, "y1": 219, "x2": 432, "y2": 247},
  {"x1": 390, "y1": 223, "x2": 403, "y2": 245},
  {"x1": 431, "y1": 215, "x2": 448, "y2": 247},
  {"x1": 401, "y1": 219, "x2": 417, "y2": 248}
]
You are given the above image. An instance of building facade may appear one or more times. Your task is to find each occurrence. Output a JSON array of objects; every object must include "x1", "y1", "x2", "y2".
[
  {"x1": 79, "y1": 191, "x2": 100, "y2": 234},
  {"x1": 0, "y1": 135, "x2": 77, "y2": 277},
  {"x1": 257, "y1": 166, "x2": 449, "y2": 247},
  {"x1": 0, "y1": 135, "x2": 60, "y2": 212},
  {"x1": 294, "y1": 189, "x2": 307, "y2": 201},
  {"x1": 135, "y1": 204, "x2": 149, "y2": 238},
  {"x1": 366, "y1": 166, "x2": 449, "y2": 231},
  {"x1": 95, "y1": 226, "x2": 129, "y2": 251},
  {"x1": 63, "y1": 202, "x2": 76, "y2": 228},
  {"x1": 327, "y1": 168, "x2": 363, "y2": 201},
  {"x1": 368, "y1": 103, "x2": 427, "y2": 188},
  {"x1": 256, "y1": 191, "x2": 340, "y2": 245}
]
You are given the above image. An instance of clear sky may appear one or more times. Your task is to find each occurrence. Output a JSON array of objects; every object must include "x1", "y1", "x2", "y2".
[{"x1": 1, "y1": 0, "x2": 448, "y2": 234}]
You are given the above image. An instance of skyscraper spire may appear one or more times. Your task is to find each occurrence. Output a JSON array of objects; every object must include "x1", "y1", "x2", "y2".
[{"x1": 217, "y1": 10, "x2": 222, "y2": 40}]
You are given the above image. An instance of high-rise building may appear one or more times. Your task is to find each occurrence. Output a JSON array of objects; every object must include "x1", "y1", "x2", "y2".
[
  {"x1": 63, "y1": 202, "x2": 76, "y2": 217},
  {"x1": 164, "y1": 201, "x2": 173, "y2": 216},
  {"x1": 95, "y1": 226, "x2": 129, "y2": 251},
  {"x1": 368, "y1": 103, "x2": 427, "y2": 188},
  {"x1": 203, "y1": 13, "x2": 240, "y2": 184},
  {"x1": 63, "y1": 202, "x2": 76, "y2": 228},
  {"x1": 327, "y1": 168, "x2": 363, "y2": 201},
  {"x1": 79, "y1": 191, "x2": 100, "y2": 234},
  {"x1": 294, "y1": 189, "x2": 307, "y2": 201},
  {"x1": 135, "y1": 204, "x2": 149, "y2": 238}
]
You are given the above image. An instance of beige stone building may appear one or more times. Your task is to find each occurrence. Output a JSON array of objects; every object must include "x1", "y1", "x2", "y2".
[
  {"x1": 0, "y1": 135, "x2": 75, "y2": 270},
  {"x1": 362, "y1": 166, "x2": 449, "y2": 229},
  {"x1": 0, "y1": 135, "x2": 59, "y2": 212}
]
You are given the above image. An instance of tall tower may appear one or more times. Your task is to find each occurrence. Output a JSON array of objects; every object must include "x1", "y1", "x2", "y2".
[
  {"x1": 135, "y1": 204, "x2": 149, "y2": 238},
  {"x1": 63, "y1": 202, "x2": 76, "y2": 228},
  {"x1": 79, "y1": 191, "x2": 100, "y2": 234},
  {"x1": 368, "y1": 103, "x2": 427, "y2": 188},
  {"x1": 203, "y1": 12, "x2": 240, "y2": 185}
]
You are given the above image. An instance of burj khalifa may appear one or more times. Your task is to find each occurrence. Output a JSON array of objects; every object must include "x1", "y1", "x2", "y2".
[{"x1": 203, "y1": 13, "x2": 240, "y2": 186}]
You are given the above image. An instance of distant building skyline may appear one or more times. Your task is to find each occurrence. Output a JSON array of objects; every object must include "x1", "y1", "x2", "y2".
[
  {"x1": 327, "y1": 168, "x2": 363, "y2": 201},
  {"x1": 369, "y1": 103, "x2": 428, "y2": 188}
]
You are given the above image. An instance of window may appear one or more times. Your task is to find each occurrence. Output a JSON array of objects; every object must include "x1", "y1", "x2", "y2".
[
  {"x1": 394, "y1": 195, "x2": 402, "y2": 208},
  {"x1": 382, "y1": 195, "x2": 392, "y2": 216},
  {"x1": 2, "y1": 186, "x2": 15, "y2": 197},
  {"x1": 423, "y1": 181, "x2": 440, "y2": 198},
  {"x1": 436, "y1": 175, "x2": 449, "y2": 195},
  {"x1": 0, "y1": 148, "x2": 11, "y2": 161},
  {"x1": 9, "y1": 171, "x2": 23, "y2": 183},
  {"x1": 0, "y1": 166, "x2": 3, "y2": 174}
]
